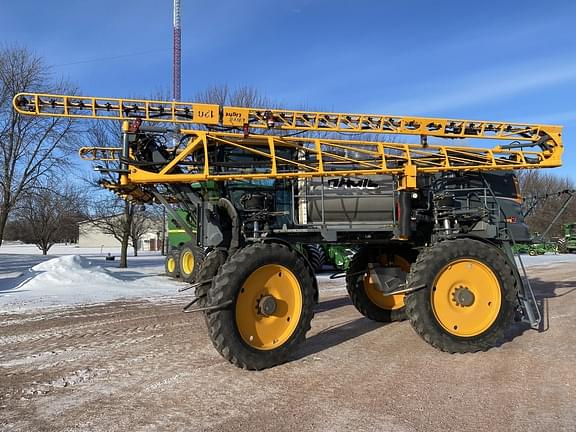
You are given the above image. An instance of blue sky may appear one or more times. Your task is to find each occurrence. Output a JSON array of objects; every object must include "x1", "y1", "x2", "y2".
[{"x1": 2, "y1": 0, "x2": 576, "y2": 178}]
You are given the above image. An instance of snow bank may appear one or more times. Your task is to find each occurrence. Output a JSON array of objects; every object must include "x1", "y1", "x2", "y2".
[
  {"x1": 0, "y1": 255, "x2": 187, "y2": 312},
  {"x1": 27, "y1": 255, "x2": 124, "y2": 289},
  {"x1": 32, "y1": 255, "x2": 91, "y2": 272}
]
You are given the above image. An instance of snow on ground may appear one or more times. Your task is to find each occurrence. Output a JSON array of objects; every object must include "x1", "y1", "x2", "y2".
[
  {"x1": 0, "y1": 243, "x2": 187, "y2": 312},
  {"x1": 2, "y1": 241, "x2": 576, "y2": 313}
]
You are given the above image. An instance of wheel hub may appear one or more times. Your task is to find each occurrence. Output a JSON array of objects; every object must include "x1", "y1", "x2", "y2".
[
  {"x1": 257, "y1": 295, "x2": 277, "y2": 316},
  {"x1": 236, "y1": 263, "x2": 303, "y2": 351},
  {"x1": 452, "y1": 286, "x2": 475, "y2": 307},
  {"x1": 431, "y1": 259, "x2": 502, "y2": 337}
]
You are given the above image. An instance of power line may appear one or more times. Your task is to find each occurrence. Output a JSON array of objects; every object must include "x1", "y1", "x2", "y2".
[{"x1": 51, "y1": 49, "x2": 170, "y2": 68}]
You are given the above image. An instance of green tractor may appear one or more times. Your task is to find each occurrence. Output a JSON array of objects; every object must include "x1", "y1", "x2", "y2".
[
  {"x1": 561, "y1": 223, "x2": 576, "y2": 253},
  {"x1": 301, "y1": 244, "x2": 356, "y2": 272},
  {"x1": 512, "y1": 238, "x2": 557, "y2": 256},
  {"x1": 527, "y1": 242, "x2": 556, "y2": 256},
  {"x1": 164, "y1": 208, "x2": 204, "y2": 282},
  {"x1": 323, "y1": 244, "x2": 355, "y2": 270},
  {"x1": 165, "y1": 201, "x2": 354, "y2": 282}
]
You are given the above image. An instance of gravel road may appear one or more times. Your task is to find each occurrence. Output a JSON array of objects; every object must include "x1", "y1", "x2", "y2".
[{"x1": 0, "y1": 264, "x2": 575, "y2": 432}]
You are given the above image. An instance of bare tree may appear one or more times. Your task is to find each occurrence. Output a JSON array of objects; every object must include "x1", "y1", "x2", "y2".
[
  {"x1": 518, "y1": 170, "x2": 576, "y2": 239},
  {"x1": 195, "y1": 84, "x2": 229, "y2": 106},
  {"x1": 194, "y1": 84, "x2": 271, "y2": 108},
  {"x1": 85, "y1": 197, "x2": 133, "y2": 268},
  {"x1": 2, "y1": 220, "x2": 20, "y2": 241},
  {"x1": 84, "y1": 192, "x2": 162, "y2": 263},
  {"x1": 15, "y1": 181, "x2": 86, "y2": 255},
  {"x1": 82, "y1": 120, "x2": 134, "y2": 267},
  {"x1": 83, "y1": 120, "x2": 162, "y2": 264},
  {"x1": 130, "y1": 206, "x2": 162, "y2": 256},
  {"x1": 0, "y1": 46, "x2": 78, "y2": 246},
  {"x1": 229, "y1": 85, "x2": 271, "y2": 108}
]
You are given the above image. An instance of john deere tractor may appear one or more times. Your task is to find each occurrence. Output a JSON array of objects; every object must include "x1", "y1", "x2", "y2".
[
  {"x1": 562, "y1": 223, "x2": 576, "y2": 253},
  {"x1": 164, "y1": 208, "x2": 204, "y2": 282}
]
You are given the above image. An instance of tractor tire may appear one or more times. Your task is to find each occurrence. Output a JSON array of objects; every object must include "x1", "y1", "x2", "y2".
[
  {"x1": 304, "y1": 244, "x2": 326, "y2": 272},
  {"x1": 178, "y1": 243, "x2": 204, "y2": 283},
  {"x1": 206, "y1": 243, "x2": 316, "y2": 370},
  {"x1": 164, "y1": 250, "x2": 180, "y2": 278},
  {"x1": 346, "y1": 246, "x2": 417, "y2": 322},
  {"x1": 195, "y1": 249, "x2": 228, "y2": 307},
  {"x1": 404, "y1": 238, "x2": 518, "y2": 353}
]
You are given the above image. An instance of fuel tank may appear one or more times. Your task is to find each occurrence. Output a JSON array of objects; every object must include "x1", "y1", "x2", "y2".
[{"x1": 305, "y1": 176, "x2": 395, "y2": 223}]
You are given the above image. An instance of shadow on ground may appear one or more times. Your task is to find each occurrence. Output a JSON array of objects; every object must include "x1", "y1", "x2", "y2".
[
  {"x1": 295, "y1": 274, "x2": 576, "y2": 360},
  {"x1": 0, "y1": 254, "x2": 52, "y2": 275},
  {"x1": 292, "y1": 295, "x2": 385, "y2": 361},
  {"x1": 293, "y1": 317, "x2": 385, "y2": 361},
  {"x1": 90, "y1": 256, "x2": 166, "y2": 269},
  {"x1": 314, "y1": 296, "x2": 351, "y2": 314}
]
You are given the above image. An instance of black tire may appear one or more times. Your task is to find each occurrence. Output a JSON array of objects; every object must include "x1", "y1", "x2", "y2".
[
  {"x1": 304, "y1": 244, "x2": 326, "y2": 272},
  {"x1": 195, "y1": 249, "x2": 228, "y2": 307},
  {"x1": 346, "y1": 246, "x2": 417, "y2": 322},
  {"x1": 178, "y1": 243, "x2": 204, "y2": 283},
  {"x1": 164, "y1": 250, "x2": 180, "y2": 278},
  {"x1": 206, "y1": 243, "x2": 316, "y2": 370},
  {"x1": 404, "y1": 238, "x2": 518, "y2": 353}
]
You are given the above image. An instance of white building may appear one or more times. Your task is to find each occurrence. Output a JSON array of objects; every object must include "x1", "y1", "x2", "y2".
[{"x1": 78, "y1": 216, "x2": 164, "y2": 251}]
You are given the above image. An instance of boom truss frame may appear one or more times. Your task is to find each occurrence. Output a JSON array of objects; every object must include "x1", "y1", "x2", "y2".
[
  {"x1": 13, "y1": 92, "x2": 564, "y2": 191},
  {"x1": 78, "y1": 130, "x2": 562, "y2": 190}
]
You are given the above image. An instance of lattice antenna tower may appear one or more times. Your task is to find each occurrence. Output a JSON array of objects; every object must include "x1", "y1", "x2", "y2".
[{"x1": 173, "y1": 0, "x2": 181, "y2": 101}]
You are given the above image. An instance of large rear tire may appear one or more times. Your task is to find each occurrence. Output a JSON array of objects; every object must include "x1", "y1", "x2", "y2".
[
  {"x1": 206, "y1": 243, "x2": 315, "y2": 370},
  {"x1": 303, "y1": 244, "x2": 326, "y2": 272},
  {"x1": 404, "y1": 238, "x2": 518, "y2": 353},
  {"x1": 178, "y1": 243, "x2": 204, "y2": 283},
  {"x1": 346, "y1": 246, "x2": 417, "y2": 322}
]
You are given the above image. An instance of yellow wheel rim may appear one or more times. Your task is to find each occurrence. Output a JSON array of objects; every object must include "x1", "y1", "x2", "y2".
[
  {"x1": 235, "y1": 264, "x2": 303, "y2": 351},
  {"x1": 364, "y1": 255, "x2": 410, "y2": 310},
  {"x1": 431, "y1": 259, "x2": 502, "y2": 337},
  {"x1": 181, "y1": 250, "x2": 194, "y2": 275},
  {"x1": 167, "y1": 256, "x2": 176, "y2": 273}
]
